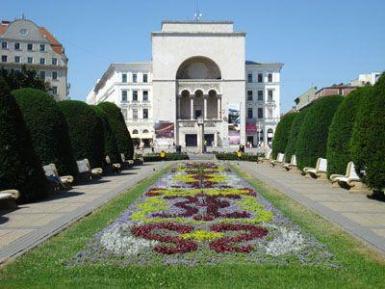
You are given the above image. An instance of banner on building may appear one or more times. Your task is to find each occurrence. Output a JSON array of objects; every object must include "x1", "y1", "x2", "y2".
[
  {"x1": 227, "y1": 103, "x2": 240, "y2": 145},
  {"x1": 155, "y1": 121, "x2": 174, "y2": 139}
]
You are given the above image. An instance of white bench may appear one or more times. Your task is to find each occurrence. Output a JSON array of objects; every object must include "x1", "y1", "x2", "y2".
[
  {"x1": 259, "y1": 150, "x2": 272, "y2": 163},
  {"x1": 43, "y1": 163, "x2": 74, "y2": 190},
  {"x1": 330, "y1": 161, "x2": 367, "y2": 192},
  {"x1": 0, "y1": 189, "x2": 20, "y2": 209},
  {"x1": 76, "y1": 159, "x2": 103, "y2": 180},
  {"x1": 271, "y1": 153, "x2": 285, "y2": 167},
  {"x1": 283, "y1": 155, "x2": 298, "y2": 172},
  {"x1": 120, "y1": 153, "x2": 134, "y2": 167},
  {"x1": 105, "y1": 155, "x2": 121, "y2": 173},
  {"x1": 303, "y1": 158, "x2": 328, "y2": 179}
]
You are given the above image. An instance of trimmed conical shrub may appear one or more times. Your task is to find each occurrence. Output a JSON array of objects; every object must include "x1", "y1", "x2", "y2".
[
  {"x1": 0, "y1": 81, "x2": 49, "y2": 202},
  {"x1": 326, "y1": 88, "x2": 368, "y2": 176},
  {"x1": 97, "y1": 102, "x2": 134, "y2": 159},
  {"x1": 284, "y1": 109, "x2": 308, "y2": 162},
  {"x1": 272, "y1": 112, "x2": 298, "y2": 159},
  {"x1": 351, "y1": 73, "x2": 385, "y2": 191},
  {"x1": 12, "y1": 88, "x2": 78, "y2": 177},
  {"x1": 296, "y1": 95, "x2": 343, "y2": 170},
  {"x1": 91, "y1": 105, "x2": 121, "y2": 164},
  {"x1": 57, "y1": 100, "x2": 105, "y2": 168}
]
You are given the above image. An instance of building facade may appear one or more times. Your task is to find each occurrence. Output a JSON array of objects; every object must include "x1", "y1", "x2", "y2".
[
  {"x1": 87, "y1": 21, "x2": 283, "y2": 150},
  {"x1": 0, "y1": 18, "x2": 69, "y2": 100}
]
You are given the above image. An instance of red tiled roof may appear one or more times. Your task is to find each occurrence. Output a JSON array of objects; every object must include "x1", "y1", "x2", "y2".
[
  {"x1": 38, "y1": 27, "x2": 64, "y2": 55},
  {"x1": 0, "y1": 23, "x2": 9, "y2": 36}
]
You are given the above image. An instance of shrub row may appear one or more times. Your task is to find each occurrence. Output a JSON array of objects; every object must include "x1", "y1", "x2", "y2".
[
  {"x1": 143, "y1": 153, "x2": 189, "y2": 162},
  {"x1": 0, "y1": 83, "x2": 134, "y2": 202},
  {"x1": 273, "y1": 73, "x2": 385, "y2": 192},
  {"x1": 215, "y1": 152, "x2": 259, "y2": 162}
]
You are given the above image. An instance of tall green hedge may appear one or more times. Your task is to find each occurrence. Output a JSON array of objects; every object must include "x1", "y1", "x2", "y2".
[
  {"x1": 0, "y1": 81, "x2": 49, "y2": 202},
  {"x1": 97, "y1": 102, "x2": 134, "y2": 159},
  {"x1": 57, "y1": 100, "x2": 105, "y2": 168},
  {"x1": 12, "y1": 88, "x2": 78, "y2": 177},
  {"x1": 351, "y1": 74, "x2": 385, "y2": 191},
  {"x1": 272, "y1": 112, "x2": 298, "y2": 159},
  {"x1": 296, "y1": 95, "x2": 343, "y2": 170},
  {"x1": 326, "y1": 88, "x2": 367, "y2": 176},
  {"x1": 91, "y1": 106, "x2": 121, "y2": 164},
  {"x1": 284, "y1": 109, "x2": 308, "y2": 162}
]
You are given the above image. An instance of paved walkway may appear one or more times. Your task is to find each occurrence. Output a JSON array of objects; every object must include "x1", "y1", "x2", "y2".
[
  {"x1": 0, "y1": 162, "x2": 165, "y2": 264},
  {"x1": 235, "y1": 162, "x2": 385, "y2": 256}
]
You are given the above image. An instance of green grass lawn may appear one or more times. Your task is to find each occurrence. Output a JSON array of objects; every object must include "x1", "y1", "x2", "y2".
[{"x1": 0, "y1": 163, "x2": 384, "y2": 289}]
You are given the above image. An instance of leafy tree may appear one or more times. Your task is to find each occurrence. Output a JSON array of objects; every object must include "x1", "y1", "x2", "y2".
[
  {"x1": 0, "y1": 66, "x2": 48, "y2": 91},
  {"x1": 57, "y1": 100, "x2": 105, "y2": 168},
  {"x1": 13, "y1": 88, "x2": 78, "y2": 177},
  {"x1": 284, "y1": 109, "x2": 308, "y2": 162},
  {"x1": 0, "y1": 80, "x2": 49, "y2": 202},
  {"x1": 272, "y1": 112, "x2": 298, "y2": 159},
  {"x1": 296, "y1": 95, "x2": 343, "y2": 170}
]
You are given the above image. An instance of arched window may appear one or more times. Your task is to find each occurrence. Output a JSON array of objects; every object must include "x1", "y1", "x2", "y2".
[
  {"x1": 132, "y1": 129, "x2": 139, "y2": 135},
  {"x1": 176, "y1": 56, "x2": 221, "y2": 80},
  {"x1": 142, "y1": 129, "x2": 149, "y2": 134}
]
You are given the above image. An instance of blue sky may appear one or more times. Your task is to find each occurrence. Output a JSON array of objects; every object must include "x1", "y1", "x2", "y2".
[{"x1": 3, "y1": 0, "x2": 385, "y2": 112}]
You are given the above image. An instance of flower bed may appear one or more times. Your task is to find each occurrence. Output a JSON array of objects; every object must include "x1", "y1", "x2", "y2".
[{"x1": 72, "y1": 162, "x2": 335, "y2": 266}]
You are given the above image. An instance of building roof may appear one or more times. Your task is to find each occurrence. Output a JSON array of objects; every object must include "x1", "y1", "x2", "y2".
[
  {"x1": 162, "y1": 20, "x2": 234, "y2": 25},
  {"x1": 0, "y1": 19, "x2": 65, "y2": 55},
  {"x1": 246, "y1": 61, "x2": 284, "y2": 71},
  {"x1": 94, "y1": 62, "x2": 152, "y2": 94}
]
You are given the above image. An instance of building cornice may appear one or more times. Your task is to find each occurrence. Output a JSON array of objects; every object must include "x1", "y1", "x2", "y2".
[
  {"x1": 161, "y1": 20, "x2": 234, "y2": 25},
  {"x1": 151, "y1": 32, "x2": 246, "y2": 37}
]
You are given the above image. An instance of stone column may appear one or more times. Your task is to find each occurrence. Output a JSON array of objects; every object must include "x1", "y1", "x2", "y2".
[
  {"x1": 190, "y1": 97, "x2": 194, "y2": 120},
  {"x1": 204, "y1": 96, "x2": 208, "y2": 120},
  {"x1": 217, "y1": 97, "x2": 221, "y2": 120},
  {"x1": 177, "y1": 96, "x2": 181, "y2": 119}
]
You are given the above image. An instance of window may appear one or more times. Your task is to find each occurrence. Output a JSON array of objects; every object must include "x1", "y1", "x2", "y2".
[
  {"x1": 247, "y1": 90, "x2": 253, "y2": 101},
  {"x1": 1, "y1": 41, "x2": 7, "y2": 49},
  {"x1": 40, "y1": 44, "x2": 45, "y2": 52},
  {"x1": 1, "y1": 55, "x2": 7, "y2": 63},
  {"x1": 27, "y1": 57, "x2": 33, "y2": 64},
  {"x1": 132, "y1": 129, "x2": 139, "y2": 135},
  {"x1": 132, "y1": 109, "x2": 138, "y2": 120},
  {"x1": 132, "y1": 73, "x2": 137, "y2": 83},
  {"x1": 132, "y1": 90, "x2": 138, "y2": 102},
  {"x1": 258, "y1": 73, "x2": 263, "y2": 83},
  {"x1": 143, "y1": 73, "x2": 148, "y2": 83},
  {"x1": 268, "y1": 73, "x2": 273, "y2": 82},
  {"x1": 27, "y1": 43, "x2": 33, "y2": 51},
  {"x1": 122, "y1": 73, "x2": 127, "y2": 83},
  {"x1": 143, "y1": 129, "x2": 149, "y2": 134},
  {"x1": 39, "y1": 71, "x2": 46, "y2": 80},
  {"x1": 40, "y1": 58, "x2": 45, "y2": 65},
  {"x1": 121, "y1": 90, "x2": 128, "y2": 102},
  {"x1": 258, "y1": 90, "x2": 264, "y2": 101},
  {"x1": 247, "y1": 108, "x2": 253, "y2": 119},
  {"x1": 258, "y1": 108, "x2": 264, "y2": 119},
  {"x1": 268, "y1": 90, "x2": 274, "y2": 102},
  {"x1": 14, "y1": 43, "x2": 20, "y2": 50},
  {"x1": 52, "y1": 58, "x2": 58, "y2": 65},
  {"x1": 143, "y1": 108, "x2": 149, "y2": 119},
  {"x1": 52, "y1": 86, "x2": 58, "y2": 95},
  {"x1": 14, "y1": 56, "x2": 20, "y2": 63},
  {"x1": 247, "y1": 73, "x2": 253, "y2": 83},
  {"x1": 143, "y1": 90, "x2": 148, "y2": 101},
  {"x1": 52, "y1": 71, "x2": 58, "y2": 80}
]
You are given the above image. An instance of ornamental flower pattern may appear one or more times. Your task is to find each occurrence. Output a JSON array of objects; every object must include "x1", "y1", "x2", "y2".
[{"x1": 72, "y1": 162, "x2": 335, "y2": 266}]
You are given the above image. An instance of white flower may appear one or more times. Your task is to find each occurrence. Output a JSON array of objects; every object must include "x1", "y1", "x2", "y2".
[
  {"x1": 100, "y1": 227, "x2": 158, "y2": 257},
  {"x1": 265, "y1": 227, "x2": 305, "y2": 256}
]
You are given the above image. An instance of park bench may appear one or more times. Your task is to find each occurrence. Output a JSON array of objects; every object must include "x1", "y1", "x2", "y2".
[
  {"x1": 0, "y1": 189, "x2": 20, "y2": 209},
  {"x1": 303, "y1": 158, "x2": 328, "y2": 179},
  {"x1": 76, "y1": 159, "x2": 103, "y2": 180},
  {"x1": 43, "y1": 163, "x2": 74, "y2": 191},
  {"x1": 120, "y1": 153, "x2": 134, "y2": 167},
  {"x1": 105, "y1": 155, "x2": 121, "y2": 174},
  {"x1": 271, "y1": 153, "x2": 285, "y2": 167},
  {"x1": 330, "y1": 161, "x2": 367, "y2": 192},
  {"x1": 259, "y1": 150, "x2": 272, "y2": 164},
  {"x1": 283, "y1": 155, "x2": 298, "y2": 172}
]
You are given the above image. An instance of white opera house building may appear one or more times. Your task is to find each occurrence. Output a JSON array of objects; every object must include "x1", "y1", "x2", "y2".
[{"x1": 87, "y1": 20, "x2": 283, "y2": 151}]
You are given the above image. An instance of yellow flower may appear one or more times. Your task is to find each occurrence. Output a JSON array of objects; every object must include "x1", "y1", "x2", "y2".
[{"x1": 180, "y1": 230, "x2": 224, "y2": 241}]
